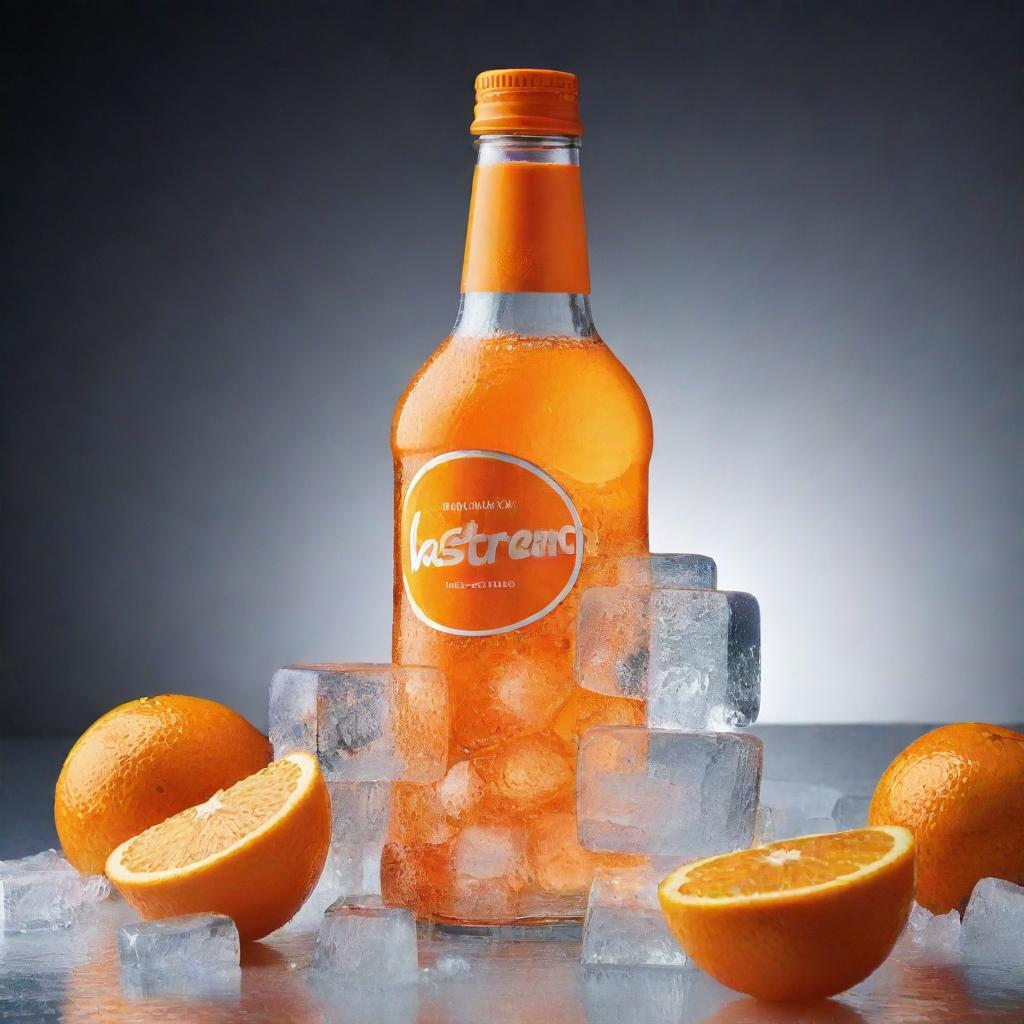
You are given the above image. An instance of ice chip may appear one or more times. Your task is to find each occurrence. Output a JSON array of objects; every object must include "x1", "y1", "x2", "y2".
[
  {"x1": 117, "y1": 913, "x2": 240, "y2": 971},
  {"x1": 577, "y1": 728, "x2": 762, "y2": 858},
  {"x1": 433, "y1": 953, "x2": 472, "y2": 978},
  {"x1": 576, "y1": 587, "x2": 760, "y2": 730},
  {"x1": 902, "y1": 902, "x2": 961, "y2": 962},
  {"x1": 268, "y1": 663, "x2": 448, "y2": 782},
  {"x1": 759, "y1": 780, "x2": 843, "y2": 838},
  {"x1": 832, "y1": 794, "x2": 872, "y2": 831},
  {"x1": 961, "y1": 876, "x2": 1024, "y2": 966},
  {"x1": 311, "y1": 901, "x2": 418, "y2": 984},
  {"x1": 582, "y1": 868, "x2": 688, "y2": 968},
  {"x1": 0, "y1": 850, "x2": 110, "y2": 933}
]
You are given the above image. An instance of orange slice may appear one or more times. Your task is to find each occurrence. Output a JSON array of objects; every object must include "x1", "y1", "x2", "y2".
[
  {"x1": 658, "y1": 826, "x2": 915, "y2": 1002},
  {"x1": 106, "y1": 752, "x2": 331, "y2": 941}
]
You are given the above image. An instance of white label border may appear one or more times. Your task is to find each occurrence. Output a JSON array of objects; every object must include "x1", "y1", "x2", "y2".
[{"x1": 401, "y1": 449, "x2": 584, "y2": 637}]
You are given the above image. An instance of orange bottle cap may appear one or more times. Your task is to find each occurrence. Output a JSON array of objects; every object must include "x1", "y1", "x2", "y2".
[{"x1": 470, "y1": 69, "x2": 583, "y2": 137}]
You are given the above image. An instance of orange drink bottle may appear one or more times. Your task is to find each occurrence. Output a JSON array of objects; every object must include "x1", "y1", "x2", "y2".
[{"x1": 385, "y1": 69, "x2": 653, "y2": 925}]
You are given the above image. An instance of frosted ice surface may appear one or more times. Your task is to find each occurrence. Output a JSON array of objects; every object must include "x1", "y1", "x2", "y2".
[
  {"x1": 902, "y1": 902, "x2": 961, "y2": 962},
  {"x1": 832, "y1": 794, "x2": 872, "y2": 831},
  {"x1": 614, "y1": 553, "x2": 718, "y2": 590},
  {"x1": 0, "y1": 850, "x2": 110, "y2": 933},
  {"x1": 650, "y1": 553, "x2": 718, "y2": 590},
  {"x1": 576, "y1": 587, "x2": 760, "y2": 730},
  {"x1": 961, "y1": 877, "x2": 1024, "y2": 965},
  {"x1": 581, "y1": 868, "x2": 688, "y2": 968},
  {"x1": 577, "y1": 728, "x2": 762, "y2": 858},
  {"x1": 268, "y1": 663, "x2": 448, "y2": 782},
  {"x1": 117, "y1": 913, "x2": 240, "y2": 971},
  {"x1": 311, "y1": 902, "x2": 418, "y2": 984}
]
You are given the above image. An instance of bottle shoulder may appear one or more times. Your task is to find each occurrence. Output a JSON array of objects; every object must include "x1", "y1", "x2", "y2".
[{"x1": 392, "y1": 333, "x2": 653, "y2": 476}]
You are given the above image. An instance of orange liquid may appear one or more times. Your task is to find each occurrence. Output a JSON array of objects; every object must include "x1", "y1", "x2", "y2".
[{"x1": 386, "y1": 331, "x2": 653, "y2": 924}]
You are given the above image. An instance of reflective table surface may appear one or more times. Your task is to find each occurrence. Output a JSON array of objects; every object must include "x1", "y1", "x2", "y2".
[{"x1": 3, "y1": 726, "x2": 1022, "y2": 1023}]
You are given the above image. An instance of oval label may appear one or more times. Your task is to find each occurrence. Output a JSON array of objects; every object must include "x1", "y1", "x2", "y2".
[{"x1": 401, "y1": 450, "x2": 584, "y2": 636}]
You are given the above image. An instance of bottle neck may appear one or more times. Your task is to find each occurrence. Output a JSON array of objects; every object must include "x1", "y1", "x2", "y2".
[{"x1": 456, "y1": 135, "x2": 593, "y2": 340}]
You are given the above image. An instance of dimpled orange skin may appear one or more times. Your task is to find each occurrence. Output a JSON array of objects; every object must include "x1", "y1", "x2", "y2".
[
  {"x1": 55, "y1": 695, "x2": 272, "y2": 875},
  {"x1": 868, "y1": 722, "x2": 1024, "y2": 913}
]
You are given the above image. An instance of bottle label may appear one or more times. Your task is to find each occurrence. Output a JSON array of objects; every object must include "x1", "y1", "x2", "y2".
[{"x1": 401, "y1": 450, "x2": 584, "y2": 636}]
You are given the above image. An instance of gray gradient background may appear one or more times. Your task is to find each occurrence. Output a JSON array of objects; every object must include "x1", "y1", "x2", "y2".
[{"x1": 3, "y1": 2, "x2": 1022, "y2": 736}]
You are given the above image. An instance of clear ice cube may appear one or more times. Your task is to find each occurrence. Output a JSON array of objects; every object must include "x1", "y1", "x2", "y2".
[
  {"x1": 581, "y1": 868, "x2": 688, "y2": 968},
  {"x1": 117, "y1": 913, "x2": 240, "y2": 971},
  {"x1": 268, "y1": 663, "x2": 448, "y2": 782},
  {"x1": 961, "y1": 876, "x2": 1024, "y2": 965},
  {"x1": 577, "y1": 728, "x2": 762, "y2": 858},
  {"x1": 0, "y1": 850, "x2": 110, "y2": 932},
  {"x1": 310, "y1": 901, "x2": 418, "y2": 984},
  {"x1": 576, "y1": 587, "x2": 760, "y2": 730}
]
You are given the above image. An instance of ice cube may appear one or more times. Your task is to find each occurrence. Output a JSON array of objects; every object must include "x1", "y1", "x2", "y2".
[
  {"x1": 310, "y1": 901, "x2": 418, "y2": 984},
  {"x1": 756, "y1": 781, "x2": 843, "y2": 839},
  {"x1": 961, "y1": 877, "x2": 1024, "y2": 965},
  {"x1": 268, "y1": 663, "x2": 448, "y2": 782},
  {"x1": 576, "y1": 587, "x2": 760, "y2": 730},
  {"x1": 581, "y1": 868, "x2": 688, "y2": 968},
  {"x1": 901, "y1": 902, "x2": 961, "y2": 962},
  {"x1": 832, "y1": 794, "x2": 872, "y2": 831},
  {"x1": 117, "y1": 913, "x2": 240, "y2": 971},
  {"x1": 0, "y1": 850, "x2": 110, "y2": 932},
  {"x1": 577, "y1": 728, "x2": 762, "y2": 858}
]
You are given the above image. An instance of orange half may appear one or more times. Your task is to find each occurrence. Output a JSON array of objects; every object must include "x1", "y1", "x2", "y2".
[
  {"x1": 658, "y1": 826, "x2": 915, "y2": 1002},
  {"x1": 106, "y1": 752, "x2": 331, "y2": 941}
]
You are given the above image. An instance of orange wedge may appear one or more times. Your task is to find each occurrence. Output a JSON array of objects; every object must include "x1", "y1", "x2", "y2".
[
  {"x1": 106, "y1": 752, "x2": 331, "y2": 941},
  {"x1": 658, "y1": 826, "x2": 915, "y2": 1002}
]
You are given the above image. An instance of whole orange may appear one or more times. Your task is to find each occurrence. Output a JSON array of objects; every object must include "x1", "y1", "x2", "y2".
[
  {"x1": 55, "y1": 695, "x2": 271, "y2": 875},
  {"x1": 868, "y1": 722, "x2": 1024, "y2": 913}
]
